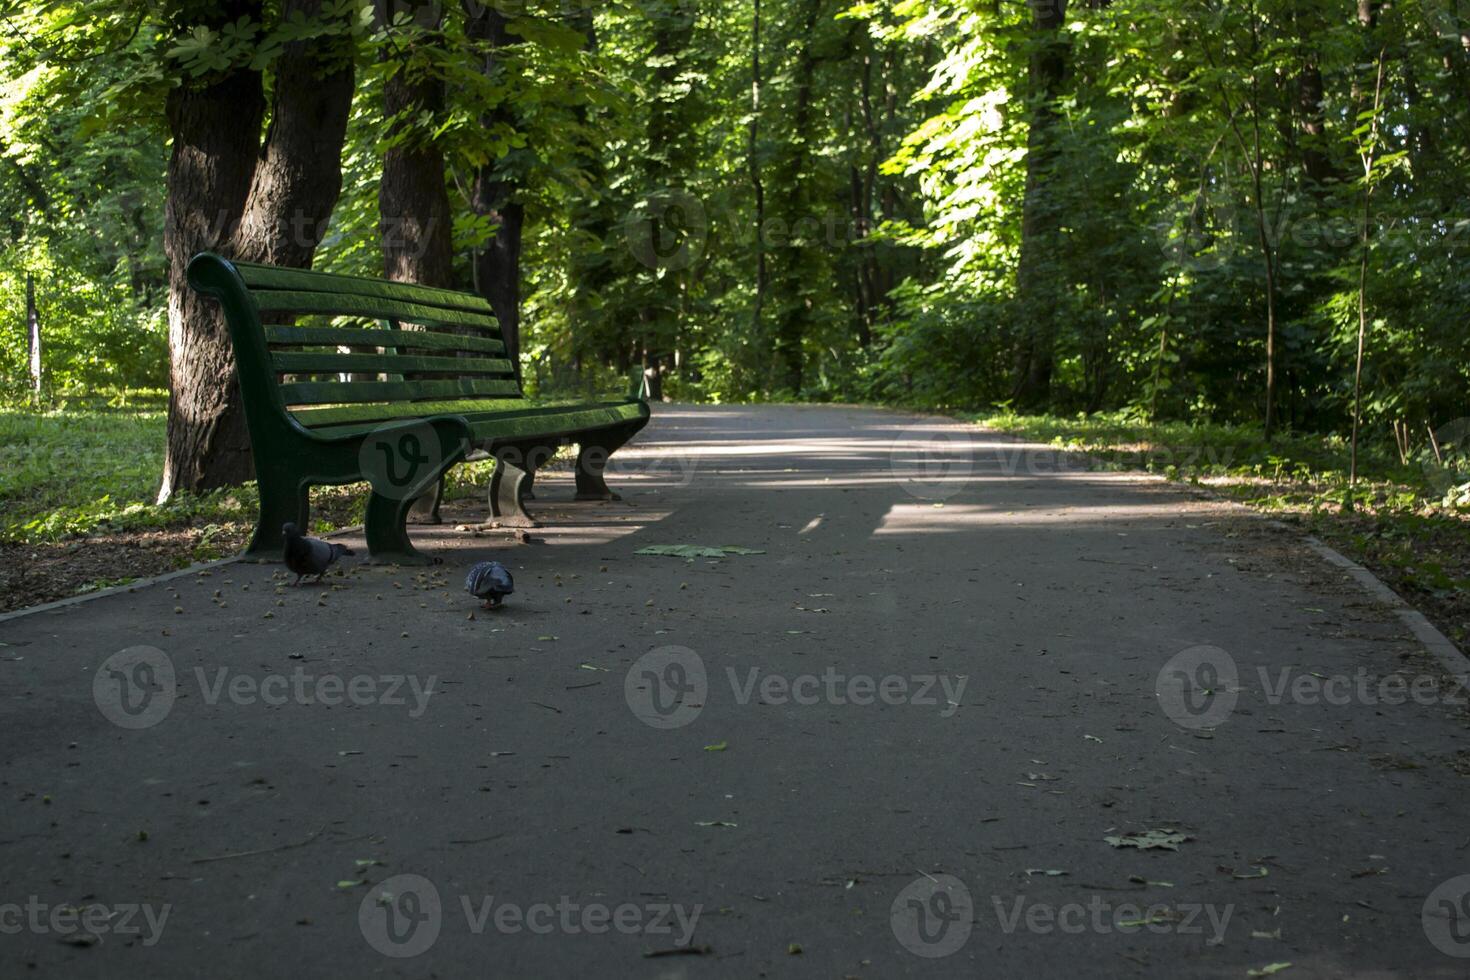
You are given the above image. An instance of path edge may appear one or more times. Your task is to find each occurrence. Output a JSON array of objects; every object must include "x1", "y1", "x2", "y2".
[
  {"x1": 0, "y1": 526, "x2": 362, "y2": 625},
  {"x1": 973, "y1": 419, "x2": 1469, "y2": 681}
]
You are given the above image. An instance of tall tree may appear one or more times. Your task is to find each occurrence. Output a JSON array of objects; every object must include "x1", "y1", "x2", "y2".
[
  {"x1": 465, "y1": 3, "x2": 525, "y2": 376},
  {"x1": 378, "y1": 0, "x2": 453, "y2": 287},
  {"x1": 1011, "y1": 0, "x2": 1071, "y2": 408},
  {"x1": 158, "y1": 0, "x2": 356, "y2": 501}
]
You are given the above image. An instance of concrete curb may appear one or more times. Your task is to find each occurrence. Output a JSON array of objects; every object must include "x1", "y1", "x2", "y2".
[
  {"x1": 0, "y1": 555, "x2": 241, "y2": 625},
  {"x1": 1303, "y1": 536, "x2": 1470, "y2": 687}
]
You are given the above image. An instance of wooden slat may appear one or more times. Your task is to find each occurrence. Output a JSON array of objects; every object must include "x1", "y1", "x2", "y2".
[
  {"x1": 273, "y1": 352, "x2": 512, "y2": 375},
  {"x1": 280, "y1": 378, "x2": 523, "y2": 406},
  {"x1": 265, "y1": 325, "x2": 504, "y2": 355},
  {"x1": 253, "y1": 291, "x2": 499, "y2": 330},
  {"x1": 292, "y1": 398, "x2": 532, "y2": 428},
  {"x1": 295, "y1": 398, "x2": 646, "y2": 434},
  {"x1": 234, "y1": 262, "x2": 493, "y2": 314}
]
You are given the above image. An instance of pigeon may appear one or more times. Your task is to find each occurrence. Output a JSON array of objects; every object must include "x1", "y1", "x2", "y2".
[
  {"x1": 282, "y1": 522, "x2": 354, "y2": 585},
  {"x1": 465, "y1": 561, "x2": 514, "y2": 609}
]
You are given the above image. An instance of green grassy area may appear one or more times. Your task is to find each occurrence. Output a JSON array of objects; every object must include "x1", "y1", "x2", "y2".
[
  {"x1": 0, "y1": 405, "x2": 498, "y2": 546},
  {"x1": 977, "y1": 411, "x2": 1470, "y2": 644}
]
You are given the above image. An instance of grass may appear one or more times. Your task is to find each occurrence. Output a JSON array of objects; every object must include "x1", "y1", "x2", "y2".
[
  {"x1": 976, "y1": 410, "x2": 1470, "y2": 645},
  {"x1": 0, "y1": 405, "x2": 499, "y2": 548}
]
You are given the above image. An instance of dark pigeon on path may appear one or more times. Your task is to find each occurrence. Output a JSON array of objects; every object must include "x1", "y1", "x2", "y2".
[
  {"x1": 465, "y1": 561, "x2": 514, "y2": 609},
  {"x1": 283, "y1": 522, "x2": 354, "y2": 585}
]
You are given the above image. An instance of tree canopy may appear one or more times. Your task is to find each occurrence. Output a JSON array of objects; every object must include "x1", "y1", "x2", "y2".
[{"x1": 1, "y1": 0, "x2": 1467, "y2": 480}]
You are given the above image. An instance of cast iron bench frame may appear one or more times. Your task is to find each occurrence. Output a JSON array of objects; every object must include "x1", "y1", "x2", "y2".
[{"x1": 188, "y1": 252, "x2": 649, "y2": 564}]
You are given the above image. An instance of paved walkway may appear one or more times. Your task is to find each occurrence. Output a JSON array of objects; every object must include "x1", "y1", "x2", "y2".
[{"x1": 2, "y1": 404, "x2": 1466, "y2": 978}]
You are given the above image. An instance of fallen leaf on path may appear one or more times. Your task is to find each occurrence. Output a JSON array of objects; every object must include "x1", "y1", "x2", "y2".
[
  {"x1": 1104, "y1": 829, "x2": 1193, "y2": 850},
  {"x1": 703, "y1": 741, "x2": 729, "y2": 752},
  {"x1": 635, "y1": 545, "x2": 766, "y2": 559},
  {"x1": 1247, "y1": 964, "x2": 1293, "y2": 978},
  {"x1": 642, "y1": 945, "x2": 713, "y2": 958}
]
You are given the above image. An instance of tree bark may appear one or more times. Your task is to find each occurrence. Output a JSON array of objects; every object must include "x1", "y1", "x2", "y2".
[
  {"x1": 157, "y1": 0, "x2": 267, "y2": 501},
  {"x1": 380, "y1": 0, "x2": 454, "y2": 288},
  {"x1": 465, "y1": 4, "x2": 524, "y2": 379},
  {"x1": 236, "y1": 0, "x2": 355, "y2": 269},
  {"x1": 158, "y1": 0, "x2": 356, "y2": 502}
]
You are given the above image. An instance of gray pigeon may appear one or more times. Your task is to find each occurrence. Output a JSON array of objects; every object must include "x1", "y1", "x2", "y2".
[
  {"x1": 283, "y1": 522, "x2": 354, "y2": 585},
  {"x1": 465, "y1": 561, "x2": 514, "y2": 609}
]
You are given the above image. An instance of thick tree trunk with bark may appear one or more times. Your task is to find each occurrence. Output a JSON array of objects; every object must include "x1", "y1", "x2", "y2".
[
  {"x1": 380, "y1": 1, "x2": 453, "y2": 288},
  {"x1": 236, "y1": 0, "x2": 355, "y2": 268},
  {"x1": 158, "y1": 0, "x2": 355, "y2": 502},
  {"x1": 158, "y1": 6, "x2": 267, "y2": 501},
  {"x1": 466, "y1": 4, "x2": 524, "y2": 378}
]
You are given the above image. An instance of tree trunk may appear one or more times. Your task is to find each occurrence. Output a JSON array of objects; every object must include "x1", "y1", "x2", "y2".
[
  {"x1": 771, "y1": 0, "x2": 821, "y2": 394},
  {"x1": 25, "y1": 273, "x2": 41, "y2": 395},
  {"x1": 158, "y1": 0, "x2": 356, "y2": 502},
  {"x1": 236, "y1": 0, "x2": 355, "y2": 269},
  {"x1": 466, "y1": 4, "x2": 524, "y2": 380},
  {"x1": 380, "y1": 0, "x2": 453, "y2": 288},
  {"x1": 749, "y1": 0, "x2": 768, "y2": 350},
  {"x1": 637, "y1": 0, "x2": 699, "y2": 393},
  {"x1": 1011, "y1": 0, "x2": 1071, "y2": 408},
  {"x1": 157, "y1": 0, "x2": 267, "y2": 501}
]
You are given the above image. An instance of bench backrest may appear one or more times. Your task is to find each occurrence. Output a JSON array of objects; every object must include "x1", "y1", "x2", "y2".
[{"x1": 187, "y1": 252, "x2": 518, "y2": 433}]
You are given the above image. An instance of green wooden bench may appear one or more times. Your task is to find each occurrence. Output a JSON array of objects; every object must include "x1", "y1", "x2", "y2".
[{"x1": 187, "y1": 252, "x2": 649, "y2": 564}]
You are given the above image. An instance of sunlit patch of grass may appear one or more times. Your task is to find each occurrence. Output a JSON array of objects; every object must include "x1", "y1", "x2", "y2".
[{"x1": 0, "y1": 404, "x2": 534, "y2": 545}]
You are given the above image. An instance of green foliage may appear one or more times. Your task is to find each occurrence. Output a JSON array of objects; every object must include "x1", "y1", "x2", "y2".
[{"x1": 0, "y1": 0, "x2": 1465, "y2": 447}]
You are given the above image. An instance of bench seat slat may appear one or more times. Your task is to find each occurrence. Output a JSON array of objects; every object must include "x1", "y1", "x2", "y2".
[
  {"x1": 296, "y1": 399, "x2": 646, "y2": 438},
  {"x1": 273, "y1": 352, "x2": 513, "y2": 375},
  {"x1": 253, "y1": 290, "x2": 500, "y2": 330},
  {"x1": 280, "y1": 378, "x2": 523, "y2": 406},
  {"x1": 265, "y1": 325, "x2": 504, "y2": 355},
  {"x1": 234, "y1": 263, "x2": 493, "y2": 314}
]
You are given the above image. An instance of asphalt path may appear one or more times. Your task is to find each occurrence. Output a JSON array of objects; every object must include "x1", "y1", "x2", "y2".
[{"x1": 2, "y1": 403, "x2": 1467, "y2": 978}]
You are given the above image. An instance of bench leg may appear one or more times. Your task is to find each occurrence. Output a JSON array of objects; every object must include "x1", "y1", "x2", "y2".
[
  {"x1": 488, "y1": 450, "x2": 539, "y2": 527},
  {"x1": 364, "y1": 490, "x2": 439, "y2": 565},
  {"x1": 406, "y1": 476, "x2": 444, "y2": 524},
  {"x1": 576, "y1": 425, "x2": 638, "y2": 501},
  {"x1": 245, "y1": 476, "x2": 310, "y2": 561}
]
